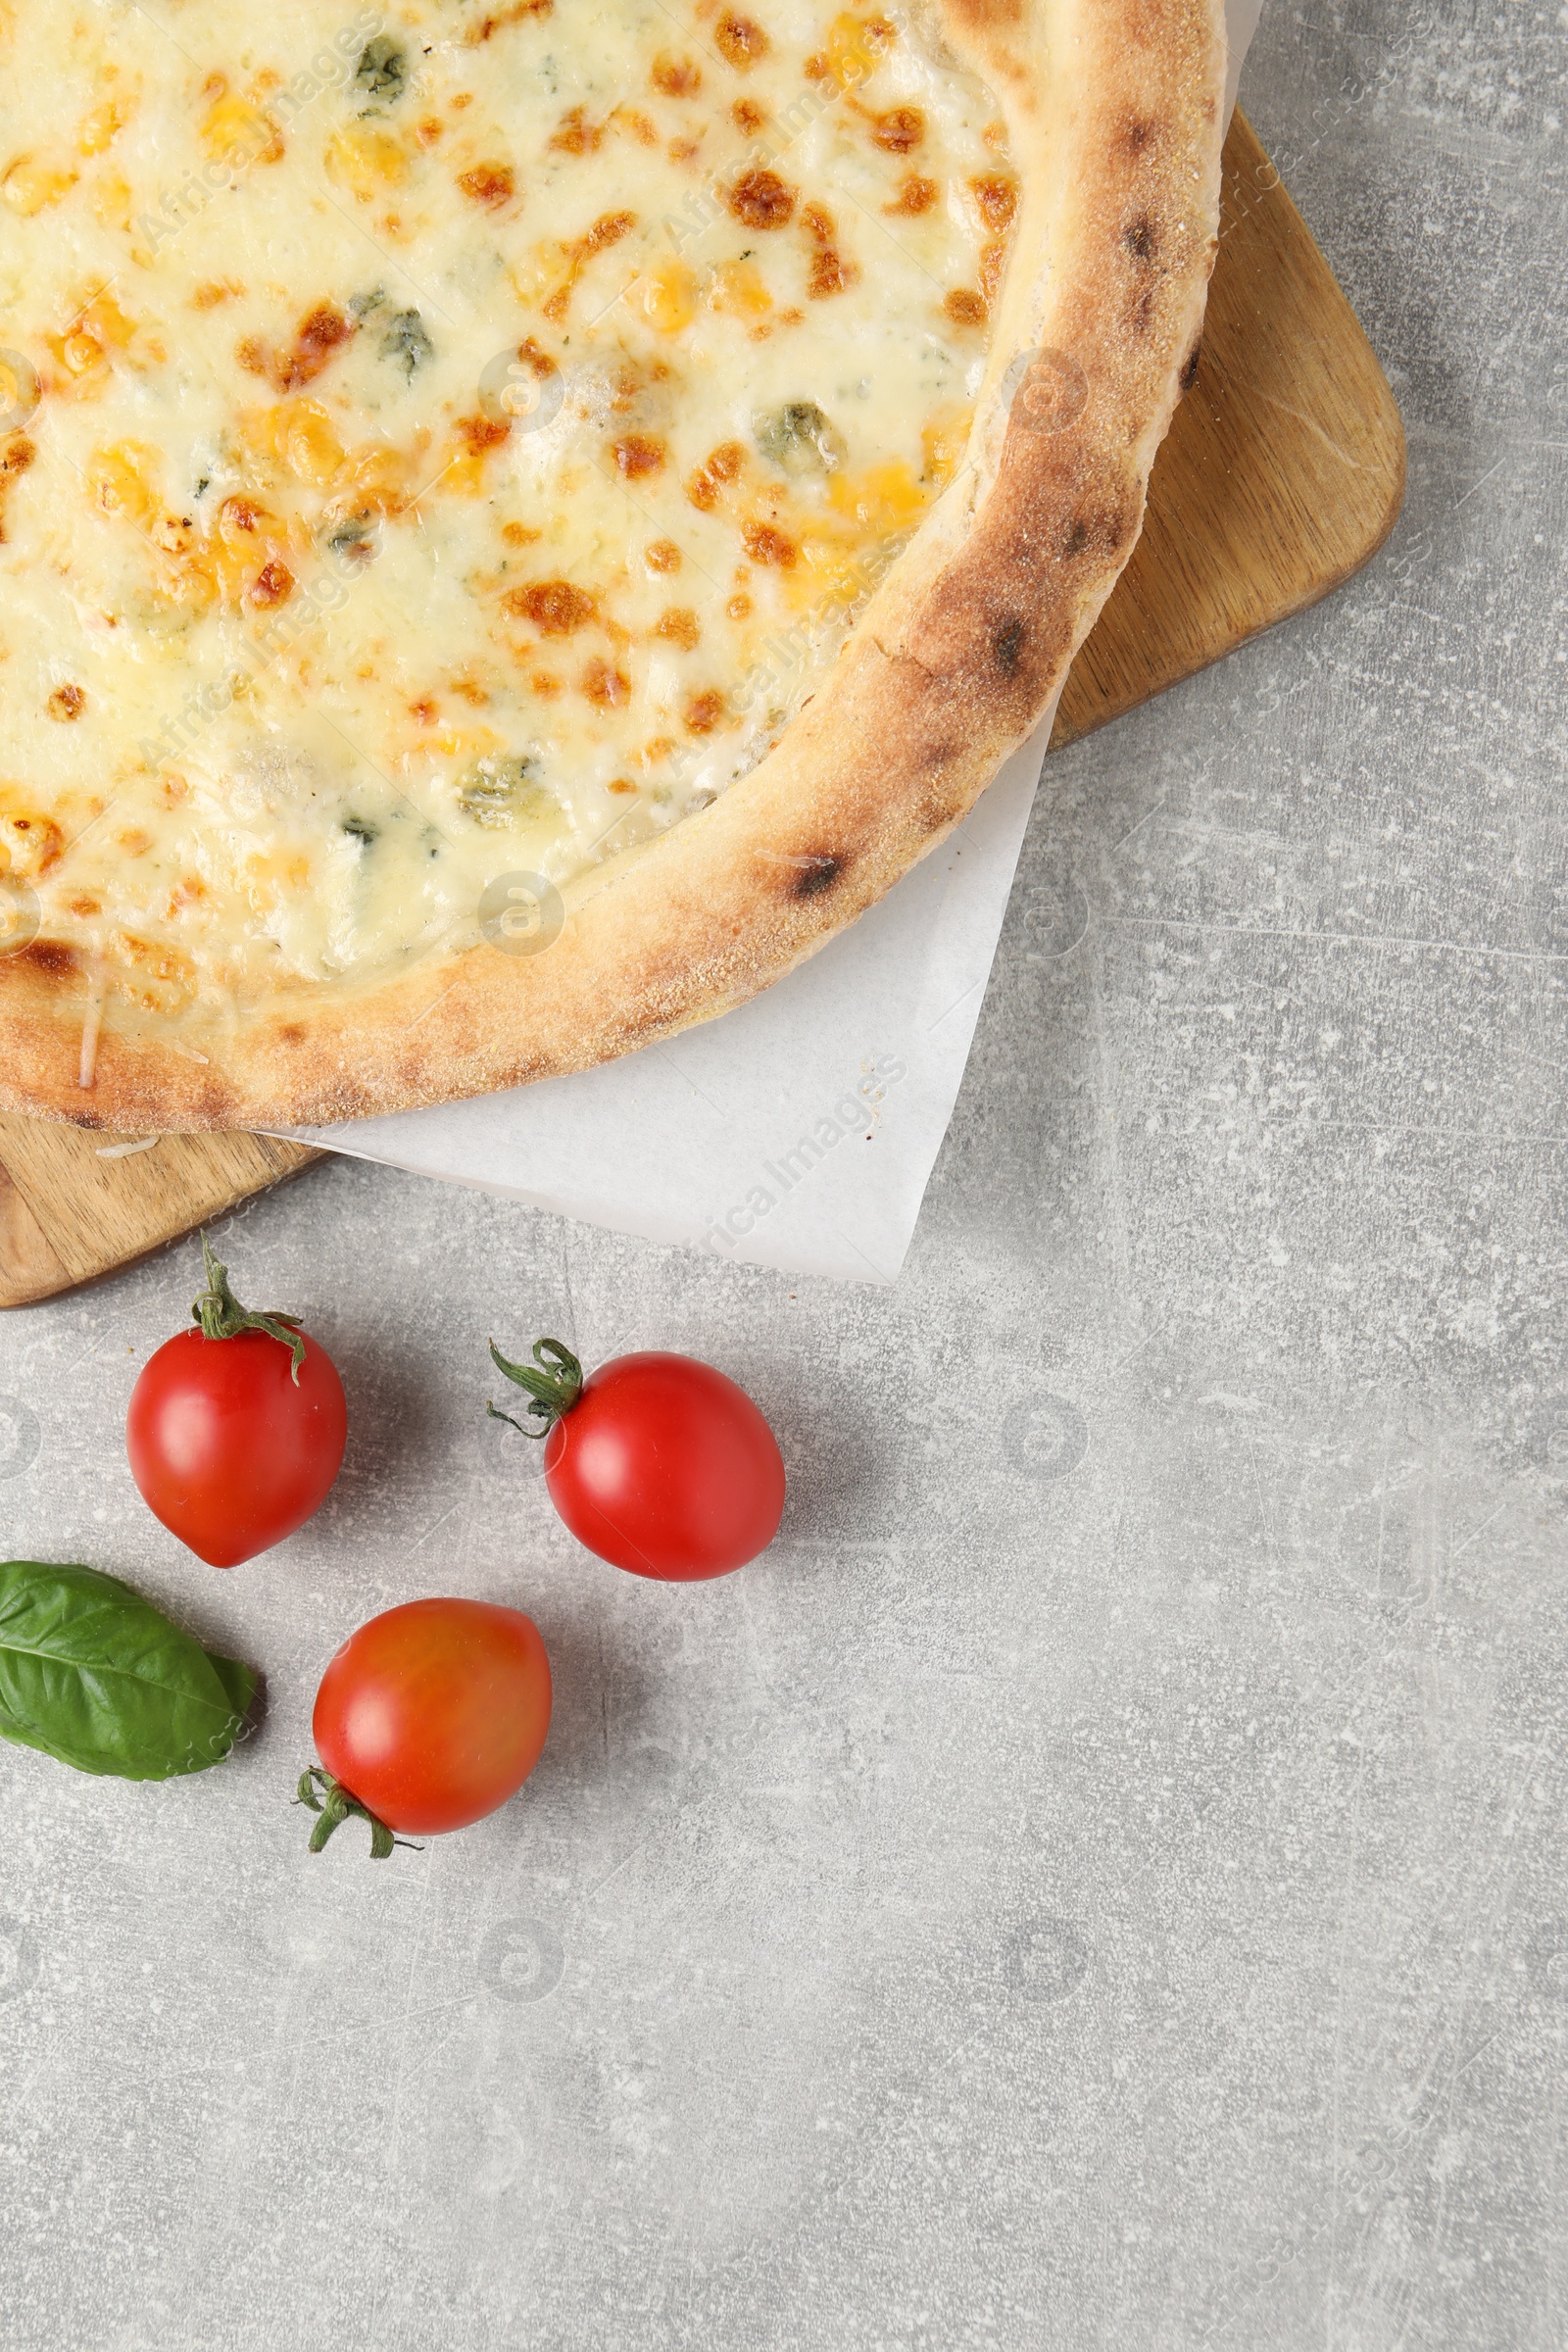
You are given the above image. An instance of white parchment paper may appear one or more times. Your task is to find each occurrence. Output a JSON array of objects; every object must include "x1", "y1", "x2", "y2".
[{"x1": 288, "y1": 2, "x2": 1262, "y2": 1283}]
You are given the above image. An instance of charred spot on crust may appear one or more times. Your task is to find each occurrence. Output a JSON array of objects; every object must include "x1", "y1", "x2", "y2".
[
  {"x1": 1060, "y1": 501, "x2": 1137, "y2": 564},
  {"x1": 994, "y1": 616, "x2": 1025, "y2": 675},
  {"x1": 1120, "y1": 116, "x2": 1157, "y2": 155},
  {"x1": 1180, "y1": 338, "x2": 1202, "y2": 393},
  {"x1": 278, "y1": 1024, "x2": 306, "y2": 1046},
  {"x1": 1123, "y1": 214, "x2": 1156, "y2": 261},
  {"x1": 791, "y1": 853, "x2": 843, "y2": 899},
  {"x1": 15, "y1": 940, "x2": 76, "y2": 978},
  {"x1": 1129, "y1": 284, "x2": 1158, "y2": 333}
]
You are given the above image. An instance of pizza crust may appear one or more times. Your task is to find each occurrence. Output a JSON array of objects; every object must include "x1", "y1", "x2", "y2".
[{"x1": 0, "y1": 0, "x2": 1225, "y2": 1130}]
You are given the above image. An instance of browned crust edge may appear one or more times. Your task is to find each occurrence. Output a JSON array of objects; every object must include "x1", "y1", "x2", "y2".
[{"x1": 0, "y1": 0, "x2": 1226, "y2": 1131}]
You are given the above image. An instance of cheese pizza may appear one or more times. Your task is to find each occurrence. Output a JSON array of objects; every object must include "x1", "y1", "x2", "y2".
[{"x1": 0, "y1": 0, "x2": 1224, "y2": 1126}]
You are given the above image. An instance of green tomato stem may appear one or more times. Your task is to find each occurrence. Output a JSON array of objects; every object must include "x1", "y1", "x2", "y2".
[
  {"x1": 486, "y1": 1336, "x2": 583, "y2": 1439},
  {"x1": 294, "y1": 1765, "x2": 418, "y2": 1859},
  {"x1": 192, "y1": 1233, "x2": 308, "y2": 1383}
]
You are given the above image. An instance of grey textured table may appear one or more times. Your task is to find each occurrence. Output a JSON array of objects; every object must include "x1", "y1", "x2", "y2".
[{"x1": 3, "y1": 9, "x2": 1565, "y2": 2347}]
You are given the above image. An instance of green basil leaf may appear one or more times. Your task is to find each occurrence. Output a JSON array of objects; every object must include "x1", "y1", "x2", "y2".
[
  {"x1": 0, "y1": 1561, "x2": 257, "y2": 1781},
  {"x1": 204, "y1": 1649, "x2": 260, "y2": 1727}
]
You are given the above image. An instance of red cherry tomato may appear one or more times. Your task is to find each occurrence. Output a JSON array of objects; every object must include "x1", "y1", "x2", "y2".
[
  {"x1": 311, "y1": 1598, "x2": 552, "y2": 1839},
  {"x1": 126, "y1": 1241, "x2": 347, "y2": 1568},
  {"x1": 490, "y1": 1340, "x2": 786, "y2": 1581}
]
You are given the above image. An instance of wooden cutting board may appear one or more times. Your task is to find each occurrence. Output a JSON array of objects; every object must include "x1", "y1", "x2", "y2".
[{"x1": 0, "y1": 111, "x2": 1405, "y2": 1311}]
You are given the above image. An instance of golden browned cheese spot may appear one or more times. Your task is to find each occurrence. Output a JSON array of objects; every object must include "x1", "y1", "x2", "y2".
[
  {"x1": 687, "y1": 441, "x2": 747, "y2": 510},
  {"x1": 728, "y1": 168, "x2": 795, "y2": 229},
  {"x1": 506, "y1": 578, "x2": 597, "y2": 634},
  {"x1": 715, "y1": 14, "x2": 769, "y2": 70},
  {"x1": 0, "y1": 806, "x2": 64, "y2": 877},
  {"x1": 870, "y1": 106, "x2": 924, "y2": 153},
  {"x1": 646, "y1": 538, "x2": 683, "y2": 571},
  {"x1": 683, "y1": 689, "x2": 725, "y2": 734},
  {"x1": 464, "y1": 0, "x2": 553, "y2": 43},
  {"x1": 607, "y1": 776, "x2": 638, "y2": 795},
  {"x1": 651, "y1": 52, "x2": 702, "y2": 96},
  {"x1": 68, "y1": 894, "x2": 102, "y2": 917},
  {"x1": 944, "y1": 287, "x2": 987, "y2": 327},
  {"x1": 255, "y1": 304, "x2": 354, "y2": 395},
  {"x1": 529, "y1": 670, "x2": 562, "y2": 696},
  {"x1": 612, "y1": 433, "x2": 666, "y2": 477},
  {"x1": 191, "y1": 281, "x2": 237, "y2": 310},
  {"x1": 248, "y1": 560, "x2": 294, "y2": 607},
  {"x1": 614, "y1": 105, "x2": 659, "y2": 145},
  {"x1": 515, "y1": 335, "x2": 559, "y2": 380},
  {"x1": 551, "y1": 106, "x2": 603, "y2": 154},
  {"x1": 668, "y1": 135, "x2": 702, "y2": 163},
  {"x1": 416, "y1": 117, "x2": 445, "y2": 146},
  {"x1": 887, "y1": 172, "x2": 938, "y2": 216},
  {"x1": 970, "y1": 173, "x2": 1017, "y2": 232},
  {"x1": 47, "y1": 684, "x2": 85, "y2": 721},
  {"x1": 0, "y1": 441, "x2": 34, "y2": 537},
  {"x1": 726, "y1": 591, "x2": 753, "y2": 619},
  {"x1": 458, "y1": 162, "x2": 516, "y2": 209},
  {"x1": 566, "y1": 210, "x2": 637, "y2": 263},
  {"x1": 809, "y1": 247, "x2": 856, "y2": 297},
  {"x1": 457, "y1": 414, "x2": 512, "y2": 455},
  {"x1": 802, "y1": 201, "x2": 834, "y2": 242},
  {"x1": 732, "y1": 98, "x2": 766, "y2": 132},
  {"x1": 655, "y1": 607, "x2": 700, "y2": 649},
  {"x1": 502, "y1": 520, "x2": 542, "y2": 546},
  {"x1": 410, "y1": 697, "x2": 440, "y2": 724},
  {"x1": 743, "y1": 521, "x2": 797, "y2": 567},
  {"x1": 581, "y1": 657, "x2": 630, "y2": 707}
]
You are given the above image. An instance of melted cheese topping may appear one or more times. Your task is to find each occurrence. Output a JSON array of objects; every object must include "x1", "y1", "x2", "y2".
[{"x1": 0, "y1": 0, "x2": 1009, "y2": 1020}]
